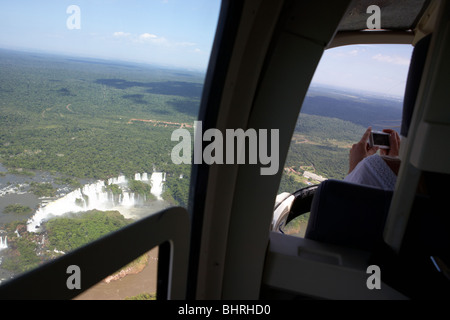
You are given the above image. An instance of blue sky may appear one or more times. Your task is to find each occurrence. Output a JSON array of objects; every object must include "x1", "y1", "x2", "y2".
[
  {"x1": 0, "y1": 1, "x2": 413, "y2": 96},
  {"x1": 313, "y1": 44, "x2": 413, "y2": 97},
  {"x1": 0, "y1": 0, "x2": 222, "y2": 70}
]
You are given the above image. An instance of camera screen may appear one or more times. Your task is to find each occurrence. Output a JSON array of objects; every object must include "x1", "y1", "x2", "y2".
[{"x1": 373, "y1": 133, "x2": 390, "y2": 146}]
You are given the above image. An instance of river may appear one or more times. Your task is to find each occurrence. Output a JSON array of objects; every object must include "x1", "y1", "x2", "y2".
[
  {"x1": 74, "y1": 247, "x2": 159, "y2": 300},
  {"x1": 0, "y1": 163, "x2": 169, "y2": 230},
  {"x1": 0, "y1": 164, "x2": 62, "y2": 225},
  {"x1": 0, "y1": 164, "x2": 170, "y2": 292}
]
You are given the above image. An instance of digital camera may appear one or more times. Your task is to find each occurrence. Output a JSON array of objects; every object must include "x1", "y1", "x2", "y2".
[{"x1": 369, "y1": 131, "x2": 390, "y2": 149}]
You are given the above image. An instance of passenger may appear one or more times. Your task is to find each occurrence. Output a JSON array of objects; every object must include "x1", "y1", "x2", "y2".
[{"x1": 344, "y1": 127, "x2": 401, "y2": 190}]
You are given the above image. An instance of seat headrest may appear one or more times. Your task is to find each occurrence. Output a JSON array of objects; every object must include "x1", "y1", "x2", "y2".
[{"x1": 305, "y1": 180, "x2": 393, "y2": 251}]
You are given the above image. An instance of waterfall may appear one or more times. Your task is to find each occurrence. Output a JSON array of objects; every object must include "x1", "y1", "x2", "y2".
[
  {"x1": 134, "y1": 173, "x2": 149, "y2": 181},
  {"x1": 150, "y1": 172, "x2": 165, "y2": 200},
  {"x1": 0, "y1": 236, "x2": 7, "y2": 251},
  {"x1": 108, "y1": 175, "x2": 127, "y2": 185},
  {"x1": 26, "y1": 172, "x2": 166, "y2": 232}
]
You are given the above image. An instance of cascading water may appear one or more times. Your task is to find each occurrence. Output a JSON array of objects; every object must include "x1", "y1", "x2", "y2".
[
  {"x1": 150, "y1": 172, "x2": 166, "y2": 201},
  {"x1": 134, "y1": 173, "x2": 149, "y2": 181},
  {"x1": 0, "y1": 236, "x2": 7, "y2": 251},
  {"x1": 26, "y1": 172, "x2": 165, "y2": 232}
]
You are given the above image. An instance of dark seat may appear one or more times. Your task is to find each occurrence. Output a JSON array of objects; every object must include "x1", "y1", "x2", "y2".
[
  {"x1": 304, "y1": 179, "x2": 392, "y2": 251},
  {"x1": 305, "y1": 176, "x2": 450, "y2": 299},
  {"x1": 377, "y1": 172, "x2": 450, "y2": 299}
]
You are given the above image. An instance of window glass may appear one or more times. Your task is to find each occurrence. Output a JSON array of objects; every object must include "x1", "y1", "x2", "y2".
[
  {"x1": 278, "y1": 44, "x2": 413, "y2": 237},
  {"x1": 74, "y1": 247, "x2": 159, "y2": 300},
  {"x1": 0, "y1": 0, "x2": 221, "y2": 292}
]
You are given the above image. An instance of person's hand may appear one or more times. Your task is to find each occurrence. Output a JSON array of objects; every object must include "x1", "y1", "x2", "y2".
[
  {"x1": 380, "y1": 129, "x2": 400, "y2": 157},
  {"x1": 348, "y1": 127, "x2": 378, "y2": 174}
]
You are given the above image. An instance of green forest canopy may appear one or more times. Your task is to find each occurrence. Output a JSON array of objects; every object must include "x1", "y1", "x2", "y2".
[{"x1": 0, "y1": 49, "x2": 402, "y2": 204}]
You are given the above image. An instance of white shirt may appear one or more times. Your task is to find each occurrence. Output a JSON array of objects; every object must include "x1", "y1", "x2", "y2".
[{"x1": 344, "y1": 154, "x2": 397, "y2": 190}]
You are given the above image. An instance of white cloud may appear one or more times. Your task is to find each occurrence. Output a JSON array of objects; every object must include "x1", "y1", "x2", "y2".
[
  {"x1": 112, "y1": 31, "x2": 196, "y2": 49},
  {"x1": 329, "y1": 46, "x2": 367, "y2": 58},
  {"x1": 139, "y1": 33, "x2": 158, "y2": 40},
  {"x1": 372, "y1": 54, "x2": 410, "y2": 66},
  {"x1": 138, "y1": 33, "x2": 169, "y2": 45},
  {"x1": 113, "y1": 31, "x2": 131, "y2": 37}
]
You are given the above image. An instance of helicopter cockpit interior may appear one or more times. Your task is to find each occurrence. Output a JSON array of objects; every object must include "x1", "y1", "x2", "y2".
[{"x1": 0, "y1": 0, "x2": 449, "y2": 301}]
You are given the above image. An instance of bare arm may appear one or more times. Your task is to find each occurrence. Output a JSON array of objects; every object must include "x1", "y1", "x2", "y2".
[{"x1": 348, "y1": 127, "x2": 379, "y2": 174}]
